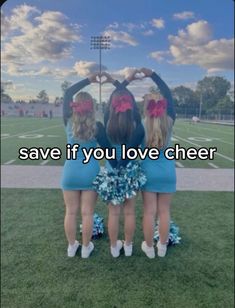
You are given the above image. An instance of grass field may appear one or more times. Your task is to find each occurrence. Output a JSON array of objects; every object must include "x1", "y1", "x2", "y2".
[
  {"x1": 1, "y1": 190, "x2": 234, "y2": 308},
  {"x1": 1, "y1": 117, "x2": 234, "y2": 168}
]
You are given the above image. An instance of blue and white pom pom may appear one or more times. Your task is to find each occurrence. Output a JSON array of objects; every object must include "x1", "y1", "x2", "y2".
[
  {"x1": 154, "y1": 221, "x2": 181, "y2": 245},
  {"x1": 93, "y1": 161, "x2": 146, "y2": 205},
  {"x1": 118, "y1": 161, "x2": 147, "y2": 200},
  {"x1": 80, "y1": 213, "x2": 104, "y2": 239}
]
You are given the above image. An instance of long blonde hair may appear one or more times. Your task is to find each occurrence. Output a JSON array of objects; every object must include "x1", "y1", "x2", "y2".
[
  {"x1": 72, "y1": 92, "x2": 96, "y2": 140},
  {"x1": 144, "y1": 93, "x2": 173, "y2": 148}
]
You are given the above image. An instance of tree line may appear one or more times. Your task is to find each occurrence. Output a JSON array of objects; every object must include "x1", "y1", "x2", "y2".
[{"x1": 1, "y1": 76, "x2": 234, "y2": 117}]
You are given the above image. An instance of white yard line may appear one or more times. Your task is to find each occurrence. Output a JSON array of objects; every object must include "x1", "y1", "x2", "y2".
[
  {"x1": 40, "y1": 160, "x2": 50, "y2": 166},
  {"x1": 1, "y1": 124, "x2": 63, "y2": 140},
  {"x1": 4, "y1": 159, "x2": 16, "y2": 165},
  {"x1": 174, "y1": 127, "x2": 234, "y2": 146},
  {"x1": 174, "y1": 135, "x2": 234, "y2": 162},
  {"x1": 208, "y1": 162, "x2": 219, "y2": 169},
  {"x1": 175, "y1": 162, "x2": 184, "y2": 168},
  {"x1": 176, "y1": 122, "x2": 234, "y2": 136}
]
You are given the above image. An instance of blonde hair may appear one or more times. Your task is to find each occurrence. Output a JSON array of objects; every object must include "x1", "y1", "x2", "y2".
[
  {"x1": 144, "y1": 93, "x2": 173, "y2": 148},
  {"x1": 72, "y1": 92, "x2": 96, "y2": 140}
]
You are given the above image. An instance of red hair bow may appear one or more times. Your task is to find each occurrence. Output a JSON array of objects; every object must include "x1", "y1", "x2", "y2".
[
  {"x1": 111, "y1": 95, "x2": 133, "y2": 113},
  {"x1": 70, "y1": 100, "x2": 93, "y2": 115},
  {"x1": 147, "y1": 99, "x2": 167, "y2": 118}
]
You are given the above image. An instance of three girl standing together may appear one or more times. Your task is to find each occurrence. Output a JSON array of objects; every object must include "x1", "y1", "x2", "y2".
[{"x1": 61, "y1": 67, "x2": 176, "y2": 259}]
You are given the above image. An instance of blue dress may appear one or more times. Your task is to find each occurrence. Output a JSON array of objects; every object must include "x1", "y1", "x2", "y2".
[
  {"x1": 61, "y1": 121, "x2": 100, "y2": 191},
  {"x1": 141, "y1": 137, "x2": 176, "y2": 193}
]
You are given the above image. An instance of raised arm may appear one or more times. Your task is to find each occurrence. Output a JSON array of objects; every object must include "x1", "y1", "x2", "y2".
[
  {"x1": 63, "y1": 79, "x2": 90, "y2": 125},
  {"x1": 63, "y1": 73, "x2": 99, "y2": 125},
  {"x1": 102, "y1": 70, "x2": 142, "y2": 127},
  {"x1": 140, "y1": 68, "x2": 176, "y2": 121}
]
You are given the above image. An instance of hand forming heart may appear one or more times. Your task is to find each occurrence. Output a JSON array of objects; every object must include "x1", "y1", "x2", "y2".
[
  {"x1": 96, "y1": 74, "x2": 108, "y2": 84},
  {"x1": 133, "y1": 71, "x2": 145, "y2": 80}
]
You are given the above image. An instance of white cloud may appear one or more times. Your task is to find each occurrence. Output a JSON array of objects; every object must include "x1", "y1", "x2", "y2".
[
  {"x1": 9, "y1": 4, "x2": 40, "y2": 33},
  {"x1": 173, "y1": 11, "x2": 195, "y2": 20},
  {"x1": 1, "y1": 60, "x2": 108, "y2": 79},
  {"x1": 142, "y1": 29, "x2": 154, "y2": 36},
  {"x1": 122, "y1": 22, "x2": 146, "y2": 32},
  {"x1": 102, "y1": 30, "x2": 138, "y2": 47},
  {"x1": 112, "y1": 67, "x2": 138, "y2": 79},
  {"x1": 151, "y1": 18, "x2": 165, "y2": 29},
  {"x1": 149, "y1": 51, "x2": 169, "y2": 62},
  {"x1": 168, "y1": 20, "x2": 234, "y2": 72},
  {"x1": 74, "y1": 61, "x2": 107, "y2": 77},
  {"x1": 107, "y1": 22, "x2": 119, "y2": 29},
  {"x1": 1, "y1": 5, "x2": 82, "y2": 76},
  {"x1": 1, "y1": 11, "x2": 12, "y2": 39}
]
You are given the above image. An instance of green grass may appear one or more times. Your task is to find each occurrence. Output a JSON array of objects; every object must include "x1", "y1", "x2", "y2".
[
  {"x1": 1, "y1": 189, "x2": 234, "y2": 308},
  {"x1": 1, "y1": 117, "x2": 234, "y2": 168}
]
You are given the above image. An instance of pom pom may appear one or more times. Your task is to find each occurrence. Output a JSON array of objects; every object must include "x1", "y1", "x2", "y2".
[
  {"x1": 154, "y1": 221, "x2": 181, "y2": 245},
  {"x1": 93, "y1": 161, "x2": 146, "y2": 205},
  {"x1": 80, "y1": 213, "x2": 104, "y2": 239}
]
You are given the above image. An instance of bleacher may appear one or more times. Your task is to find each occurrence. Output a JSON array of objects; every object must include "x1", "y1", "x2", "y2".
[{"x1": 1, "y1": 102, "x2": 63, "y2": 118}]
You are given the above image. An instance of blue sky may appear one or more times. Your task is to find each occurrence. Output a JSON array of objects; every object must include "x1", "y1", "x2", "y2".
[{"x1": 1, "y1": 0, "x2": 234, "y2": 102}]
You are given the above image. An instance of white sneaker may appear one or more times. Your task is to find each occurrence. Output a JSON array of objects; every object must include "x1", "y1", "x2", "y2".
[
  {"x1": 110, "y1": 240, "x2": 123, "y2": 258},
  {"x1": 81, "y1": 242, "x2": 94, "y2": 258},
  {"x1": 123, "y1": 241, "x2": 133, "y2": 257},
  {"x1": 141, "y1": 241, "x2": 155, "y2": 259},
  {"x1": 157, "y1": 241, "x2": 167, "y2": 257},
  {"x1": 67, "y1": 240, "x2": 80, "y2": 257}
]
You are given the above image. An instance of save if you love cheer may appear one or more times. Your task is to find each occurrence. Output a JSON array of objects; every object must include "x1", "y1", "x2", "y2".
[{"x1": 18, "y1": 143, "x2": 217, "y2": 162}]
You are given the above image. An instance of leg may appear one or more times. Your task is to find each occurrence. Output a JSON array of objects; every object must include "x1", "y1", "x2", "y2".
[
  {"x1": 123, "y1": 198, "x2": 136, "y2": 245},
  {"x1": 142, "y1": 191, "x2": 157, "y2": 247},
  {"x1": 108, "y1": 203, "x2": 121, "y2": 247},
  {"x1": 157, "y1": 193, "x2": 172, "y2": 244},
  {"x1": 63, "y1": 190, "x2": 80, "y2": 245},
  {"x1": 80, "y1": 190, "x2": 97, "y2": 247}
]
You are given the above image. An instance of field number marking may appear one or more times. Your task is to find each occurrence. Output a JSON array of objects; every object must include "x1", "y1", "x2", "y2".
[
  {"x1": 1, "y1": 125, "x2": 62, "y2": 140},
  {"x1": 174, "y1": 135, "x2": 234, "y2": 162},
  {"x1": 188, "y1": 137, "x2": 212, "y2": 142}
]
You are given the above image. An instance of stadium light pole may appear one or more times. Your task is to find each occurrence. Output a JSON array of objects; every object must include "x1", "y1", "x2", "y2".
[
  {"x1": 199, "y1": 92, "x2": 203, "y2": 119},
  {"x1": 90, "y1": 36, "x2": 111, "y2": 104}
]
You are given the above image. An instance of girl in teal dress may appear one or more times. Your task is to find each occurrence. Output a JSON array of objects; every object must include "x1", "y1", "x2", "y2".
[
  {"x1": 61, "y1": 73, "x2": 116, "y2": 258},
  {"x1": 139, "y1": 68, "x2": 176, "y2": 259},
  {"x1": 93, "y1": 70, "x2": 145, "y2": 258}
]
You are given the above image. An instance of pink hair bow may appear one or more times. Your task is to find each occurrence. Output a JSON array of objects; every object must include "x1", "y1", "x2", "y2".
[
  {"x1": 111, "y1": 95, "x2": 133, "y2": 113},
  {"x1": 70, "y1": 100, "x2": 93, "y2": 115},
  {"x1": 147, "y1": 99, "x2": 167, "y2": 118}
]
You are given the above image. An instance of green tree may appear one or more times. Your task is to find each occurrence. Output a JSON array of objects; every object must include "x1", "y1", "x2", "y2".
[
  {"x1": 1, "y1": 86, "x2": 13, "y2": 103},
  {"x1": 37, "y1": 90, "x2": 49, "y2": 104},
  {"x1": 215, "y1": 95, "x2": 234, "y2": 114},
  {"x1": 61, "y1": 81, "x2": 72, "y2": 96},
  {"x1": 196, "y1": 76, "x2": 231, "y2": 111},
  {"x1": 172, "y1": 86, "x2": 199, "y2": 108}
]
